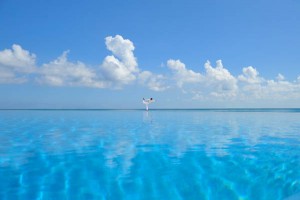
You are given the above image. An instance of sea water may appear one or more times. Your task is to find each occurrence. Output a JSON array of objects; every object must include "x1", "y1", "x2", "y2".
[{"x1": 0, "y1": 109, "x2": 299, "y2": 200}]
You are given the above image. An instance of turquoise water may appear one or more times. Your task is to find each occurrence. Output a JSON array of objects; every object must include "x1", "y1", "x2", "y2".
[{"x1": 0, "y1": 110, "x2": 299, "y2": 200}]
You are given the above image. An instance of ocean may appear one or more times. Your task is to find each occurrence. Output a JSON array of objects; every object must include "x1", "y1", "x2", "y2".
[{"x1": 0, "y1": 109, "x2": 299, "y2": 199}]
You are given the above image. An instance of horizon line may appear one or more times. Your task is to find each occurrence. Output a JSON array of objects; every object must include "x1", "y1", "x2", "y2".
[{"x1": 1, "y1": 108, "x2": 300, "y2": 111}]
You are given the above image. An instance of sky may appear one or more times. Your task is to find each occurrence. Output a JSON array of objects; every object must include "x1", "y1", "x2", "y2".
[{"x1": 0, "y1": 0, "x2": 300, "y2": 108}]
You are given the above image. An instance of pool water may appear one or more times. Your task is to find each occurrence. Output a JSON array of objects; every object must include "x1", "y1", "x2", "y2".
[{"x1": 0, "y1": 110, "x2": 299, "y2": 200}]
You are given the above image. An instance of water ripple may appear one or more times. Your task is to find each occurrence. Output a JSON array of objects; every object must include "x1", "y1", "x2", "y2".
[{"x1": 0, "y1": 110, "x2": 299, "y2": 199}]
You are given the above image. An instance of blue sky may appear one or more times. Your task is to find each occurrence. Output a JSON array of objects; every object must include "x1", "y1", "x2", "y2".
[{"x1": 0, "y1": 0, "x2": 300, "y2": 108}]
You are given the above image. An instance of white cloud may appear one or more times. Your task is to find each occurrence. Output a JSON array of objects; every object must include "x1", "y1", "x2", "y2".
[
  {"x1": 138, "y1": 71, "x2": 168, "y2": 91},
  {"x1": 276, "y1": 73, "x2": 285, "y2": 81},
  {"x1": 166, "y1": 59, "x2": 300, "y2": 103},
  {"x1": 239, "y1": 71, "x2": 300, "y2": 101},
  {"x1": 266, "y1": 79, "x2": 296, "y2": 93},
  {"x1": 204, "y1": 60, "x2": 236, "y2": 86},
  {"x1": 105, "y1": 35, "x2": 137, "y2": 72},
  {"x1": 238, "y1": 66, "x2": 261, "y2": 84},
  {"x1": 237, "y1": 66, "x2": 264, "y2": 99},
  {"x1": 38, "y1": 35, "x2": 140, "y2": 88},
  {"x1": 0, "y1": 44, "x2": 36, "y2": 73},
  {"x1": 38, "y1": 51, "x2": 107, "y2": 88},
  {"x1": 0, "y1": 44, "x2": 36, "y2": 84},
  {"x1": 1, "y1": 35, "x2": 300, "y2": 107},
  {"x1": 101, "y1": 55, "x2": 136, "y2": 86},
  {"x1": 167, "y1": 59, "x2": 202, "y2": 87},
  {"x1": 0, "y1": 35, "x2": 147, "y2": 89},
  {"x1": 0, "y1": 68, "x2": 27, "y2": 84},
  {"x1": 166, "y1": 59, "x2": 238, "y2": 98},
  {"x1": 100, "y1": 35, "x2": 139, "y2": 86},
  {"x1": 204, "y1": 60, "x2": 237, "y2": 95}
]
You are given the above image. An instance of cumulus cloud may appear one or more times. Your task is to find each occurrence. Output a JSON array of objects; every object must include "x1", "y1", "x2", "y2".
[
  {"x1": 37, "y1": 35, "x2": 140, "y2": 89},
  {"x1": 100, "y1": 35, "x2": 168, "y2": 91},
  {"x1": 37, "y1": 51, "x2": 107, "y2": 88},
  {"x1": 0, "y1": 35, "x2": 168, "y2": 91},
  {"x1": 0, "y1": 44, "x2": 36, "y2": 72},
  {"x1": 266, "y1": 79, "x2": 295, "y2": 93},
  {"x1": 241, "y1": 79, "x2": 300, "y2": 102},
  {"x1": 204, "y1": 60, "x2": 237, "y2": 94},
  {"x1": 166, "y1": 59, "x2": 238, "y2": 98},
  {"x1": 238, "y1": 69, "x2": 300, "y2": 101},
  {"x1": 0, "y1": 35, "x2": 143, "y2": 88},
  {"x1": 166, "y1": 58, "x2": 300, "y2": 102},
  {"x1": 276, "y1": 73, "x2": 285, "y2": 81},
  {"x1": 138, "y1": 71, "x2": 168, "y2": 91},
  {"x1": 100, "y1": 35, "x2": 139, "y2": 86},
  {"x1": 1, "y1": 35, "x2": 300, "y2": 106},
  {"x1": 167, "y1": 59, "x2": 202, "y2": 87},
  {"x1": 0, "y1": 44, "x2": 36, "y2": 83},
  {"x1": 238, "y1": 66, "x2": 261, "y2": 84},
  {"x1": 0, "y1": 68, "x2": 27, "y2": 84}
]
